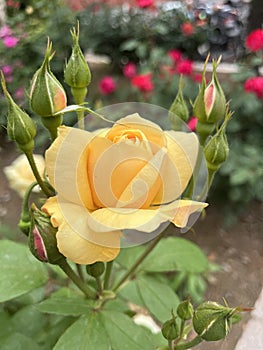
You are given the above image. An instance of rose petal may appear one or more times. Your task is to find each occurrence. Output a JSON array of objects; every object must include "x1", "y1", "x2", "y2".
[
  {"x1": 43, "y1": 196, "x2": 121, "y2": 263},
  {"x1": 116, "y1": 147, "x2": 167, "y2": 208},
  {"x1": 57, "y1": 222, "x2": 120, "y2": 264},
  {"x1": 106, "y1": 113, "x2": 166, "y2": 151},
  {"x1": 88, "y1": 135, "x2": 153, "y2": 208},
  {"x1": 46, "y1": 126, "x2": 98, "y2": 210},
  {"x1": 88, "y1": 200, "x2": 207, "y2": 233},
  {"x1": 152, "y1": 131, "x2": 199, "y2": 204}
]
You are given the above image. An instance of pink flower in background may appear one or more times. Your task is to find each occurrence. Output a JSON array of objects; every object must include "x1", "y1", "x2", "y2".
[
  {"x1": 245, "y1": 29, "x2": 263, "y2": 52},
  {"x1": 187, "y1": 117, "x2": 198, "y2": 131},
  {"x1": 181, "y1": 22, "x2": 194, "y2": 36},
  {"x1": 136, "y1": 0, "x2": 154, "y2": 8},
  {"x1": 123, "y1": 62, "x2": 137, "y2": 78},
  {"x1": 2, "y1": 65, "x2": 13, "y2": 75},
  {"x1": 0, "y1": 25, "x2": 12, "y2": 38},
  {"x1": 168, "y1": 49, "x2": 182, "y2": 64},
  {"x1": 3, "y1": 36, "x2": 19, "y2": 48},
  {"x1": 99, "y1": 76, "x2": 116, "y2": 95},
  {"x1": 14, "y1": 87, "x2": 24, "y2": 100},
  {"x1": 176, "y1": 59, "x2": 193, "y2": 75},
  {"x1": 131, "y1": 73, "x2": 154, "y2": 92},
  {"x1": 244, "y1": 76, "x2": 263, "y2": 98},
  {"x1": 192, "y1": 73, "x2": 203, "y2": 83}
]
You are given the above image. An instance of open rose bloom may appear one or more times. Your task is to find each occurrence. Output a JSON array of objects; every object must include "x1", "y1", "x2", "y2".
[{"x1": 43, "y1": 113, "x2": 207, "y2": 264}]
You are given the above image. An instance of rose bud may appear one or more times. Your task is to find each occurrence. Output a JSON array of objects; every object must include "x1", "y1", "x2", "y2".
[
  {"x1": 193, "y1": 57, "x2": 226, "y2": 124},
  {"x1": 28, "y1": 205, "x2": 65, "y2": 265},
  {"x1": 204, "y1": 110, "x2": 232, "y2": 172},
  {"x1": 86, "y1": 262, "x2": 105, "y2": 278},
  {"x1": 64, "y1": 24, "x2": 91, "y2": 104},
  {"x1": 161, "y1": 311, "x2": 179, "y2": 341},
  {"x1": 193, "y1": 301, "x2": 239, "y2": 341},
  {"x1": 177, "y1": 299, "x2": 194, "y2": 321},
  {"x1": 169, "y1": 76, "x2": 189, "y2": 131},
  {"x1": 29, "y1": 39, "x2": 67, "y2": 117},
  {"x1": 1, "y1": 72, "x2": 36, "y2": 153}
]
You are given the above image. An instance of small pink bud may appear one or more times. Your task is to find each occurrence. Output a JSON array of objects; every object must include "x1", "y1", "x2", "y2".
[{"x1": 32, "y1": 226, "x2": 48, "y2": 262}]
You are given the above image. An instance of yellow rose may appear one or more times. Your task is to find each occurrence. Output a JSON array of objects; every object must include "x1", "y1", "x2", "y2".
[
  {"x1": 4, "y1": 154, "x2": 45, "y2": 197},
  {"x1": 42, "y1": 114, "x2": 207, "y2": 264}
]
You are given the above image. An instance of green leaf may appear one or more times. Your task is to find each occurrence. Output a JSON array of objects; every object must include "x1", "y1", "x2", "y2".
[
  {"x1": 0, "y1": 240, "x2": 48, "y2": 302},
  {"x1": 137, "y1": 275, "x2": 180, "y2": 323},
  {"x1": 54, "y1": 309, "x2": 155, "y2": 350},
  {"x1": 11, "y1": 305, "x2": 47, "y2": 338},
  {"x1": 36, "y1": 297, "x2": 93, "y2": 316},
  {"x1": 54, "y1": 313, "x2": 108, "y2": 350},
  {"x1": 0, "y1": 332, "x2": 40, "y2": 350},
  {"x1": 116, "y1": 245, "x2": 144, "y2": 270},
  {"x1": 141, "y1": 237, "x2": 208, "y2": 273},
  {"x1": 101, "y1": 310, "x2": 154, "y2": 350}
]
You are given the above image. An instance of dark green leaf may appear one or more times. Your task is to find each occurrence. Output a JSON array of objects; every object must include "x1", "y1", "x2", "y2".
[
  {"x1": 36, "y1": 297, "x2": 93, "y2": 316},
  {"x1": 137, "y1": 275, "x2": 180, "y2": 323},
  {"x1": 0, "y1": 240, "x2": 48, "y2": 302},
  {"x1": 141, "y1": 237, "x2": 208, "y2": 273},
  {"x1": 54, "y1": 309, "x2": 155, "y2": 350},
  {"x1": 0, "y1": 333, "x2": 40, "y2": 350}
]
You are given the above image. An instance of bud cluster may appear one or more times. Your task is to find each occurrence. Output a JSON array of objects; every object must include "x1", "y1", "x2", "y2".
[{"x1": 161, "y1": 299, "x2": 244, "y2": 347}]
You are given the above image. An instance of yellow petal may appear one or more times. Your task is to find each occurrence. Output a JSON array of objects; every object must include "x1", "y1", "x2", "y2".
[
  {"x1": 87, "y1": 135, "x2": 153, "y2": 208},
  {"x1": 57, "y1": 222, "x2": 120, "y2": 264},
  {"x1": 42, "y1": 196, "x2": 121, "y2": 264},
  {"x1": 152, "y1": 131, "x2": 199, "y2": 205},
  {"x1": 106, "y1": 113, "x2": 166, "y2": 151},
  {"x1": 88, "y1": 200, "x2": 207, "y2": 233},
  {"x1": 45, "y1": 126, "x2": 97, "y2": 210},
  {"x1": 116, "y1": 147, "x2": 167, "y2": 208}
]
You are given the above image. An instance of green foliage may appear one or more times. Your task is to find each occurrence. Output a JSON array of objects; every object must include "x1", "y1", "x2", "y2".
[
  {"x1": 54, "y1": 310, "x2": 155, "y2": 350},
  {"x1": 0, "y1": 240, "x2": 48, "y2": 302},
  {"x1": 77, "y1": 3, "x2": 208, "y2": 67}
]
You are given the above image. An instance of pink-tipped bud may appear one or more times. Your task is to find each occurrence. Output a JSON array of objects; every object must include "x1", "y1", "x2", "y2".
[
  {"x1": 193, "y1": 57, "x2": 226, "y2": 124},
  {"x1": 28, "y1": 205, "x2": 65, "y2": 264},
  {"x1": 30, "y1": 40, "x2": 67, "y2": 117}
]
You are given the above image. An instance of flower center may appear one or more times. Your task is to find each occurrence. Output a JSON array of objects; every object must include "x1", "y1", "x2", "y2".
[{"x1": 112, "y1": 129, "x2": 152, "y2": 153}]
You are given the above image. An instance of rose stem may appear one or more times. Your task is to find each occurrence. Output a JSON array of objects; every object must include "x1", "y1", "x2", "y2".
[
  {"x1": 174, "y1": 336, "x2": 203, "y2": 350},
  {"x1": 76, "y1": 263, "x2": 84, "y2": 281},
  {"x1": 112, "y1": 229, "x2": 167, "y2": 292},
  {"x1": 58, "y1": 259, "x2": 96, "y2": 299},
  {"x1": 24, "y1": 150, "x2": 53, "y2": 197},
  {"x1": 103, "y1": 260, "x2": 114, "y2": 290}
]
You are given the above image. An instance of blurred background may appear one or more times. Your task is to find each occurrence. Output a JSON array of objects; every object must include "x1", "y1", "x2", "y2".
[{"x1": 0, "y1": 2, "x2": 262, "y2": 349}]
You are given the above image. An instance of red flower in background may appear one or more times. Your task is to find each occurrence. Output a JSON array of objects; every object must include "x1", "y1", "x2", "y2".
[
  {"x1": 181, "y1": 22, "x2": 194, "y2": 36},
  {"x1": 131, "y1": 73, "x2": 154, "y2": 92},
  {"x1": 244, "y1": 76, "x2": 263, "y2": 98},
  {"x1": 123, "y1": 62, "x2": 137, "y2": 78},
  {"x1": 99, "y1": 76, "x2": 116, "y2": 95},
  {"x1": 245, "y1": 29, "x2": 263, "y2": 52},
  {"x1": 168, "y1": 49, "x2": 182, "y2": 64},
  {"x1": 136, "y1": 0, "x2": 154, "y2": 8},
  {"x1": 176, "y1": 59, "x2": 193, "y2": 75}
]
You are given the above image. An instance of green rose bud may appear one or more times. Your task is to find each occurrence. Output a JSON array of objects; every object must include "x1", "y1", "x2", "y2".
[
  {"x1": 30, "y1": 39, "x2": 67, "y2": 117},
  {"x1": 1, "y1": 73, "x2": 36, "y2": 153},
  {"x1": 193, "y1": 301, "x2": 239, "y2": 341},
  {"x1": 28, "y1": 205, "x2": 65, "y2": 265},
  {"x1": 204, "y1": 110, "x2": 232, "y2": 172},
  {"x1": 169, "y1": 76, "x2": 189, "y2": 131},
  {"x1": 196, "y1": 121, "x2": 215, "y2": 146},
  {"x1": 177, "y1": 299, "x2": 194, "y2": 321},
  {"x1": 86, "y1": 262, "x2": 105, "y2": 278},
  {"x1": 64, "y1": 23, "x2": 91, "y2": 104},
  {"x1": 193, "y1": 56, "x2": 226, "y2": 124},
  {"x1": 161, "y1": 311, "x2": 179, "y2": 341}
]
